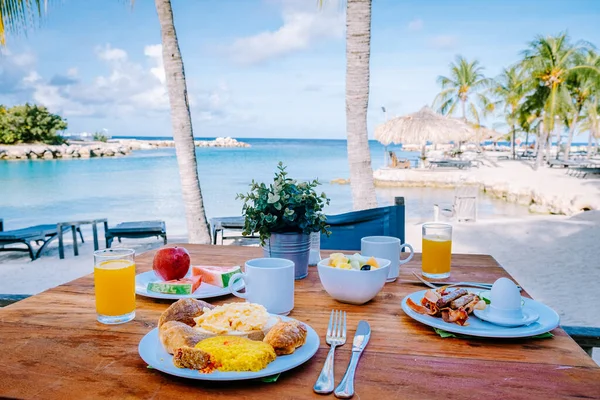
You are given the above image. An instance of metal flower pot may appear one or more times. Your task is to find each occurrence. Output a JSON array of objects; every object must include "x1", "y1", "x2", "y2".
[{"x1": 262, "y1": 232, "x2": 311, "y2": 280}]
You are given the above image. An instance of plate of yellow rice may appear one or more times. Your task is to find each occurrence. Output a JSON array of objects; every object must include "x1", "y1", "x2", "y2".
[{"x1": 138, "y1": 315, "x2": 320, "y2": 381}]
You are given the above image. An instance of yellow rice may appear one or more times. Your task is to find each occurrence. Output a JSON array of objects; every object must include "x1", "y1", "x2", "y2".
[{"x1": 195, "y1": 336, "x2": 276, "y2": 372}]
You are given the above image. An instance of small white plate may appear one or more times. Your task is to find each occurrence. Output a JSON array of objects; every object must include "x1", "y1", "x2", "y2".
[
  {"x1": 401, "y1": 288, "x2": 560, "y2": 338},
  {"x1": 135, "y1": 270, "x2": 241, "y2": 300},
  {"x1": 473, "y1": 306, "x2": 540, "y2": 327},
  {"x1": 138, "y1": 315, "x2": 320, "y2": 381}
]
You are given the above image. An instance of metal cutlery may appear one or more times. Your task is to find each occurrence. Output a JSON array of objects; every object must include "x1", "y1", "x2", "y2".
[
  {"x1": 334, "y1": 320, "x2": 371, "y2": 399},
  {"x1": 411, "y1": 271, "x2": 522, "y2": 291},
  {"x1": 314, "y1": 310, "x2": 346, "y2": 394}
]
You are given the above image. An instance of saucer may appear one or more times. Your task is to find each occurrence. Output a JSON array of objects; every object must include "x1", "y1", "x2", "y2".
[{"x1": 474, "y1": 306, "x2": 540, "y2": 327}]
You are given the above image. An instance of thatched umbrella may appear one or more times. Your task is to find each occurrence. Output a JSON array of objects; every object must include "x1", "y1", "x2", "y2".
[{"x1": 374, "y1": 106, "x2": 476, "y2": 146}]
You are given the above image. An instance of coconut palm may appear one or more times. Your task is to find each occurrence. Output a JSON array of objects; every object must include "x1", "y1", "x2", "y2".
[
  {"x1": 1, "y1": 0, "x2": 212, "y2": 243},
  {"x1": 154, "y1": 0, "x2": 211, "y2": 243},
  {"x1": 520, "y1": 33, "x2": 600, "y2": 169},
  {"x1": 344, "y1": 0, "x2": 377, "y2": 210},
  {"x1": 580, "y1": 97, "x2": 600, "y2": 159},
  {"x1": 0, "y1": 0, "x2": 45, "y2": 45},
  {"x1": 434, "y1": 55, "x2": 495, "y2": 123},
  {"x1": 494, "y1": 65, "x2": 529, "y2": 159}
]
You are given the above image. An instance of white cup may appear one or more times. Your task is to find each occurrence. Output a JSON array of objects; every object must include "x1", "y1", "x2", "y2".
[
  {"x1": 361, "y1": 236, "x2": 414, "y2": 282},
  {"x1": 229, "y1": 257, "x2": 295, "y2": 315}
]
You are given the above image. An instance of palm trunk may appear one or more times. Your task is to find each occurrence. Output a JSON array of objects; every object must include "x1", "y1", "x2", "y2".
[
  {"x1": 587, "y1": 130, "x2": 594, "y2": 160},
  {"x1": 534, "y1": 121, "x2": 546, "y2": 171},
  {"x1": 155, "y1": 0, "x2": 211, "y2": 243},
  {"x1": 511, "y1": 124, "x2": 516, "y2": 160},
  {"x1": 563, "y1": 113, "x2": 579, "y2": 160},
  {"x1": 345, "y1": 0, "x2": 377, "y2": 210}
]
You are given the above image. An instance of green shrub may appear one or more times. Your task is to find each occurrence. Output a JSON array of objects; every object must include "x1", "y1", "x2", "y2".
[
  {"x1": 93, "y1": 132, "x2": 109, "y2": 142},
  {"x1": 0, "y1": 103, "x2": 68, "y2": 145}
]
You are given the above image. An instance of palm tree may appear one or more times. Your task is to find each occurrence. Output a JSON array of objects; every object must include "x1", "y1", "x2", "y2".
[
  {"x1": 0, "y1": 0, "x2": 44, "y2": 45},
  {"x1": 154, "y1": 0, "x2": 211, "y2": 243},
  {"x1": 434, "y1": 56, "x2": 494, "y2": 123},
  {"x1": 494, "y1": 65, "x2": 529, "y2": 159},
  {"x1": 1, "y1": 0, "x2": 212, "y2": 243},
  {"x1": 580, "y1": 98, "x2": 600, "y2": 159},
  {"x1": 520, "y1": 33, "x2": 599, "y2": 169},
  {"x1": 344, "y1": 0, "x2": 377, "y2": 210}
]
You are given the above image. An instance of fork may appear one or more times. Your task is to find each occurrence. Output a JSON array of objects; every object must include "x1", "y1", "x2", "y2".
[
  {"x1": 314, "y1": 310, "x2": 347, "y2": 394},
  {"x1": 411, "y1": 271, "x2": 522, "y2": 291}
]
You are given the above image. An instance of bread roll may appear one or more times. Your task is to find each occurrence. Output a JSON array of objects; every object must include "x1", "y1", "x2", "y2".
[
  {"x1": 263, "y1": 320, "x2": 307, "y2": 355},
  {"x1": 158, "y1": 298, "x2": 214, "y2": 328}
]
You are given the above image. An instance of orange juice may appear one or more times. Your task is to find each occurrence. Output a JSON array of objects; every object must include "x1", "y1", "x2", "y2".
[
  {"x1": 94, "y1": 259, "x2": 136, "y2": 316},
  {"x1": 422, "y1": 235, "x2": 452, "y2": 277}
]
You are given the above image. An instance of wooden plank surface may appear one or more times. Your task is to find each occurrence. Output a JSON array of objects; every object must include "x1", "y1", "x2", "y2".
[{"x1": 0, "y1": 244, "x2": 599, "y2": 400}]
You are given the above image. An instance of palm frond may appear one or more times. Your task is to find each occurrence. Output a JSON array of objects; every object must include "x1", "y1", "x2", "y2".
[{"x1": 0, "y1": 0, "x2": 46, "y2": 45}]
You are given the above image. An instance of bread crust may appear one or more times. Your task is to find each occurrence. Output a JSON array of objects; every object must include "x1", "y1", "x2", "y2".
[
  {"x1": 158, "y1": 298, "x2": 214, "y2": 328},
  {"x1": 263, "y1": 320, "x2": 307, "y2": 355}
]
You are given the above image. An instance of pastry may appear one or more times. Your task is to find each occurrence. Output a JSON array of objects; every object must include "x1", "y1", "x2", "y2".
[
  {"x1": 159, "y1": 321, "x2": 206, "y2": 354},
  {"x1": 263, "y1": 320, "x2": 307, "y2": 355},
  {"x1": 158, "y1": 298, "x2": 214, "y2": 328}
]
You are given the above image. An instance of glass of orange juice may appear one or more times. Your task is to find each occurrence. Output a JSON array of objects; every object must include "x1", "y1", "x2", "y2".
[
  {"x1": 94, "y1": 249, "x2": 136, "y2": 324},
  {"x1": 422, "y1": 223, "x2": 452, "y2": 279}
]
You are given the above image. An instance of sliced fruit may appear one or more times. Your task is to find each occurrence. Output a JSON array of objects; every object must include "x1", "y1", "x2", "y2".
[
  {"x1": 192, "y1": 265, "x2": 241, "y2": 288},
  {"x1": 147, "y1": 275, "x2": 202, "y2": 295},
  {"x1": 365, "y1": 257, "x2": 380, "y2": 268}
]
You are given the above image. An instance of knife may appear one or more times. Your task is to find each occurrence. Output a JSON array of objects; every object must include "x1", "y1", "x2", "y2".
[{"x1": 334, "y1": 320, "x2": 371, "y2": 399}]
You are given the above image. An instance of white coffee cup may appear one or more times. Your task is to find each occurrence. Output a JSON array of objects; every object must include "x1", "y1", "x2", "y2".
[
  {"x1": 361, "y1": 236, "x2": 414, "y2": 282},
  {"x1": 229, "y1": 257, "x2": 295, "y2": 315}
]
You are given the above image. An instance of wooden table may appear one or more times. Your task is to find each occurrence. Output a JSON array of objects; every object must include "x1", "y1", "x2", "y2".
[{"x1": 1, "y1": 245, "x2": 599, "y2": 399}]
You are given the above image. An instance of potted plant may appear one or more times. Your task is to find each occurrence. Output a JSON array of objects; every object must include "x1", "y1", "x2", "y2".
[{"x1": 236, "y1": 162, "x2": 330, "y2": 279}]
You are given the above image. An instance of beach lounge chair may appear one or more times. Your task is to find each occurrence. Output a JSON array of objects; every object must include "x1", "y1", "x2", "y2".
[
  {"x1": 105, "y1": 221, "x2": 167, "y2": 248},
  {"x1": 210, "y1": 216, "x2": 260, "y2": 245},
  {"x1": 433, "y1": 186, "x2": 479, "y2": 222},
  {"x1": 320, "y1": 197, "x2": 406, "y2": 251},
  {"x1": 0, "y1": 224, "x2": 83, "y2": 260}
]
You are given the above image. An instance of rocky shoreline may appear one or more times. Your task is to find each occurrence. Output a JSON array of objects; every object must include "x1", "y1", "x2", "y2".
[
  {"x1": 0, "y1": 137, "x2": 250, "y2": 160},
  {"x1": 373, "y1": 166, "x2": 600, "y2": 216}
]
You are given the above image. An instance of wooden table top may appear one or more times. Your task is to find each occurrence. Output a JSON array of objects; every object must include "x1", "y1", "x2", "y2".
[{"x1": 1, "y1": 245, "x2": 599, "y2": 400}]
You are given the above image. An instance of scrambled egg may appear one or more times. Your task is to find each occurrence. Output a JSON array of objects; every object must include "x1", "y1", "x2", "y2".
[{"x1": 194, "y1": 303, "x2": 269, "y2": 334}]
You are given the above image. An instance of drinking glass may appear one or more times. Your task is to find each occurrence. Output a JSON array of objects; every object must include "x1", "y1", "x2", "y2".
[
  {"x1": 94, "y1": 249, "x2": 136, "y2": 324},
  {"x1": 421, "y1": 223, "x2": 452, "y2": 279},
  {"x1": 308, "y1": 232, "x2": 321, "y2": 267}
]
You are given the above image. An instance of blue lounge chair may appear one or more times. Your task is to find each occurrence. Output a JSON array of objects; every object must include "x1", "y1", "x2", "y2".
[
  {"x1": 105, "y1": 220, "x2": 167, "y2": 248},
  {"x1": 320, "y1": 197, "x2": 406, "y2": 251},
  {"x1": 0, "y1": 223, "x2": 83, "y2": 260}
]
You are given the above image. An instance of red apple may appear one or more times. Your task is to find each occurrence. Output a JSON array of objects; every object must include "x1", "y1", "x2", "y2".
[{"x1": 152, "y1": 246, "x2": 191, "y2": 281}]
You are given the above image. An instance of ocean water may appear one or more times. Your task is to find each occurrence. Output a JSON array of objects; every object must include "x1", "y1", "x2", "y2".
[{"x1": 0, "y1": 138, "x2": 529, "y2": 236}]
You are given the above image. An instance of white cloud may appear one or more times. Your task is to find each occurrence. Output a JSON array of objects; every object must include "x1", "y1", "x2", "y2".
[
  {"x1": 96, "y1": 44, "x2": 128, "y2": 62},
  {"x1": 428, "y1": 35, "x2": 458, "y2": 50},
  {"x1": 15, "y1": 44, "x2": 234, "y2": 124},
  {"x1": 144, "y1": 44, "x2": 166, "y2": 84},
  {"x1": 228, "y1": 0, "x2": 344, "y2": 65},
  {"x1": 407, "y1": 18, "x2": 423, "y2": 32}
]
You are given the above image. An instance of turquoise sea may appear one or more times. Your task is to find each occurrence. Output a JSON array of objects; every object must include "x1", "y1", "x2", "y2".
[{"x1": 0, "y1": 138, "x2": 530, "y2": 236}]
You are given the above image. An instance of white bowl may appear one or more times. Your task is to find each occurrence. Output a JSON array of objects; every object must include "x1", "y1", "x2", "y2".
[{"x1": 317, "y1": 257, "x2": 391, "y2": 305}]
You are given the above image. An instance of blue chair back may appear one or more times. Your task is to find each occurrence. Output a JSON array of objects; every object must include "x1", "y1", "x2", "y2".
[{"x1": 320, "y1": 197, "x2": 406, "y2": 251}]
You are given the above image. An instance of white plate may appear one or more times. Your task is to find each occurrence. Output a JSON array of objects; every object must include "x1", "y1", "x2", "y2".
[
  {"x1": 473, "y1": 306, "x2": 540, "y2": 327},
  {"x1": 135, "y1": 270, "x2": 241, "y2": 300},
  {"x1": 401, "y1": 288, "x2": 560, "y2": 338},
  {"x1": 138, "y1": 315, "x2": 320, "y2": 381}
]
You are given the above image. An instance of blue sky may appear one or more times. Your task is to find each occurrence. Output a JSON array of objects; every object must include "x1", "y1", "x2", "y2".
[{"x1": 1, "y1": 0, "x2": 599, "y2": 140}]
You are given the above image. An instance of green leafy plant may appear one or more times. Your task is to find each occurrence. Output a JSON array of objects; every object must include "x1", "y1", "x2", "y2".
[
  {"x1": 236, "y1": 162, "x2": 331, "y2": 245},
  {"x1": 0, "y1": 103, "x2": 67, "y2": 145},
  {"x1": 93, "y1": 132, "x2": 109, "y2": 142}
]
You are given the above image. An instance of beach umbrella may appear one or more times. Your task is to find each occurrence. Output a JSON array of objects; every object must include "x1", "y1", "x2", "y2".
[
  {"x1": 374, "y1": 106, "x2": 477, "y2": 146},
  {"x1": 471, "y1": 126, "x2": 507, "y2": 142}
]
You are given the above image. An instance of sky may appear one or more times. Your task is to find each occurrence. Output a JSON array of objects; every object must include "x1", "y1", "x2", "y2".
[{"x1": 1, "y1": 0, "x2": 599, "y2": 140}]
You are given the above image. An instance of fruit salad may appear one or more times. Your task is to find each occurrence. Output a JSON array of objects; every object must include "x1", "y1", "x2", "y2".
[{"x1": 328, "y1": 253, "x2": 380, "y2": 270}]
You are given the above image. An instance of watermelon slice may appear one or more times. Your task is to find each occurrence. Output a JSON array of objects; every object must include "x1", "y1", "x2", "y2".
[
  {"x1": 147, "y1": 275, "x2": 202, "y2": 295},
  {"x1": 192, "y1": 265, "x2": 241, "y2": 288}
]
